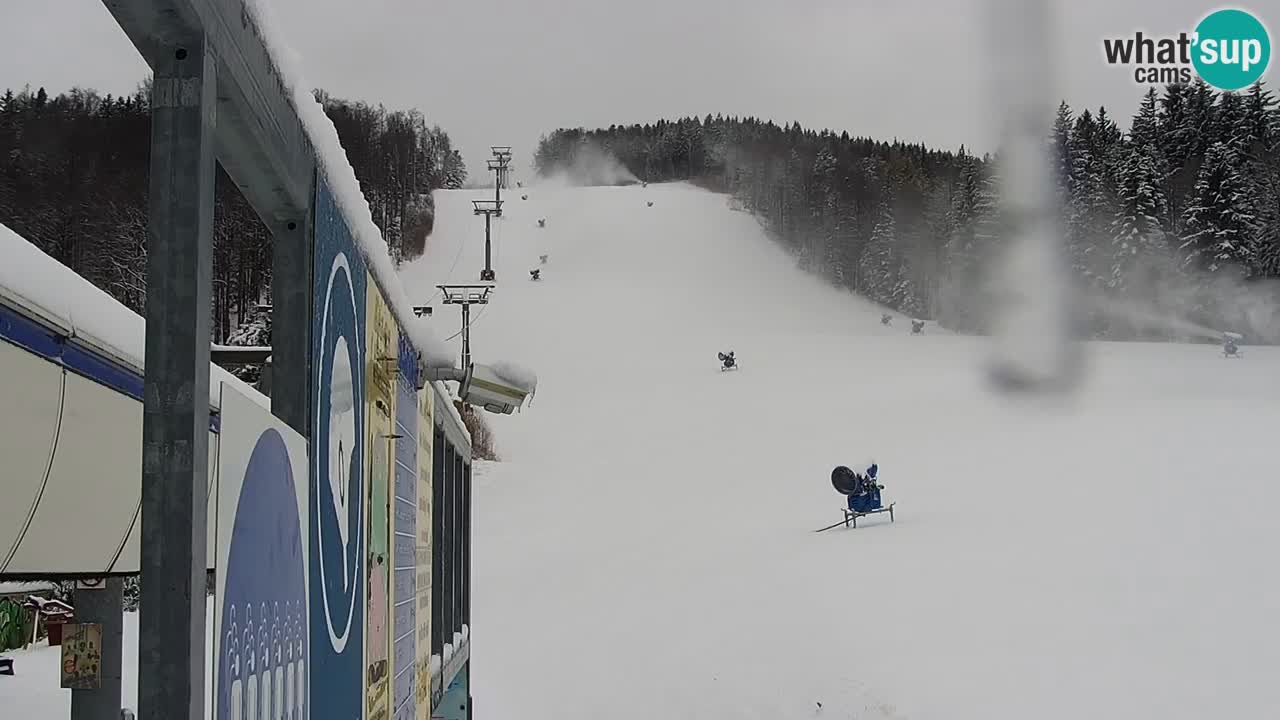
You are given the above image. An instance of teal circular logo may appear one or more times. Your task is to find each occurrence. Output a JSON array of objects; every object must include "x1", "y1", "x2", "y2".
[{"x1": 1192, "y1": 9, "x2": 1271, "y2": 91}]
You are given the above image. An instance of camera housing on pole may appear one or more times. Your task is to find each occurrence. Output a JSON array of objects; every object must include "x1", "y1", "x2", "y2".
[
  {"x1": 472, "y1": 199, "x2": 502, "y2": 281},
  {"x1": 429, "y1": 284, "x2": 532, "y2": 414}
]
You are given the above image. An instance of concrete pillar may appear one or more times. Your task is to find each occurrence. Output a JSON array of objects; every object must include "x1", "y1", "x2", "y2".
[
  {"x1": 137, "y1": 34, "x2": 216, "y2": 720},
  {"x1": 70, "y1": 579, "x2": 124, "y2": 720}
]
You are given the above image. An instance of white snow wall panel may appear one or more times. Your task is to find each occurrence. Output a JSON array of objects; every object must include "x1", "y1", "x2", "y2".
[
  {"x1": 0, "y1": 342, "x2": 221, "y2": 575},
  {"x1": 0, "y1": 342, "x2": 65, "y2": 570}
]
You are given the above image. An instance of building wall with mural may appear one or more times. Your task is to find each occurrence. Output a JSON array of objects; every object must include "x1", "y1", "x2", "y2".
[
  {"x1": 290, "y1": 169, "x2": 470, "y2": 720},
  {"x1": 414, "y1": 381, "x2": 434, "y2": 720},
  {"x1": 365, "y1": 279, "x2": 396, "y2": 720},
  {"x1": 309, "y1": 172, "x2": 367, "y2": 720},
  {"x1": 212, "y1": 385, "x2": 310, "y2": 720},
  {"x1": 392, "y1": 334, "x2": 420, "y2": 720}
]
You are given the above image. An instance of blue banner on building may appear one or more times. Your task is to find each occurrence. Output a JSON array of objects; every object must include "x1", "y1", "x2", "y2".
[{"x1": 310, "y1": 172, "x2": 368, "y2": 720}]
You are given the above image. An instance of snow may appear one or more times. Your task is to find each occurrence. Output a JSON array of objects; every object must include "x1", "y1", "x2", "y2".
[
  {"x1": 490, "y1": 361, "x2": 538, "y2": 394},
  {"x1": 0, "y1": 223, "x2": 266, "y2": 411},
  {"x1": 398, "y1": 181, "x2": 1280, "y2": 719},
  {"x1": 1, "y1": 222, "x2": 145, "y2": 372},
  {"x1": 3, "y1": 182, "x2": 1276, "y2": 719},
  {"x1": 240, "y1": 0, "x2": 455, "y2": 371},
  {"x1": 0, "y1": 581, "x2": 55, "y2": 597},
  {"x1": 0, "y1": 606, "x2": 214, "y2": 718}
]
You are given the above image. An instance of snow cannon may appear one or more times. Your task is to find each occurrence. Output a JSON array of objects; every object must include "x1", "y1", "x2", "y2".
[
  {"x1": 1223, "y1": 331, "x2": 1244, "y2": 358},
  {"x1": 881, "y1": 314, "x2": 892, "y2": 326},
  {"x1": 522, "y1": 194, "x2": 529, "y2": 200},
  {"x1": 529, "y1": 269, "x2": 541, "y2": 281},
  {"x1": 831, "y1": 466, "x2": 860, "y2": 495},
  {"x1": 642, "y1": 181, "x2": 648, "y2": 188},
  {"x1": 820, "y1": 464, "x2": 895, "y2": 531},
  {"x1": 647, "y1": 201, "x2": 654, "y2": 207},
  {"x1": 458, "y1": 363, "x2": 534, "y2": 415},
  {"x1": 911, "y1": 319, "x2": 925, "y2": 334},
  {"x1": 537, "y1": 218, "x2": 546, "y2": 228},
  {"x1": 717, "y1": 351, "x2": 737, "y2": 371},
  {"x1": 517, "y1": 181, "x2": 523, "y2": 188}
]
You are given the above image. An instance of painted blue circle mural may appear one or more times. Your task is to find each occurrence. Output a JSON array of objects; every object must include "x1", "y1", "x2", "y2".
[
  {"x1": 217, "y1": 428, "x2": 307, "y2": 720},
  {"x1": 313, "y1": 250, "x2": 365, "y2": 654}
]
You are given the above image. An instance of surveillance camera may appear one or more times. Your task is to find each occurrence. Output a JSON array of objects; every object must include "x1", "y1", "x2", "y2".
[{"x1": 459, "y1": 363, "x2": 532, "y2": 415}]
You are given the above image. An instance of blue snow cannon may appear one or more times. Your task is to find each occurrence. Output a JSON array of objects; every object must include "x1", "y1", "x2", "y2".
[
  {"x1": 821, "y1": 463, "x2": 896, "y2": 531},
  {"x1": 832, "y1": 464, "x2": 883, "y2": 513}
]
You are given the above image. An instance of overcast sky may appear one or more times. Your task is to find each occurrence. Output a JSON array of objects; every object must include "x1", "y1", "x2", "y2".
[{"x1": 1, "y1": 0, "x2": 1269, "y2": 178}]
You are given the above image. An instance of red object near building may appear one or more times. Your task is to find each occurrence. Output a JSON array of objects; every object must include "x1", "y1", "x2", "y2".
[{"x1": 22, "y1": 597, "x2": 74, "y2": 646}]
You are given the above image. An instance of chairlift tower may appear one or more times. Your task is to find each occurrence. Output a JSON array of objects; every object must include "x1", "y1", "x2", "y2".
[
  {"x1": 488, "y1": 146, "x2": 512, "y2": 206},
  {"x1": 490, "y1": 146, "x2": 512, "y2": 184},
  {"x1": 472, "y1": 199, "x2": 503, "y2": 281},
  {"x1": 486, "y1": 158, "x2": 507, "y2": 207},
  {"x1": 437, "y1": 284, "x2": 493, "y2": 370}
]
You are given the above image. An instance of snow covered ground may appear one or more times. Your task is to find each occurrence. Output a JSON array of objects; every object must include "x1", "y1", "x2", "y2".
[
  {"x1": 400, "y1": 181, "x2": 1280, "y2": 719},
  {"x1": 0, "y1": 606, "x2": 214, "y2": 717},
  {"x1": 3, "y1": 181, "x2": 1276, "y2": 719}
]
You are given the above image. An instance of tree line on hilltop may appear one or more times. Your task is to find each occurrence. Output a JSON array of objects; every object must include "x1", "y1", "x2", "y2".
[
  {"x1": 0, "y1": 82, "x2": 466, "y2": 341},
  {"x1": 534, "y1": 79, "x2": 1280, "y2": 341}
]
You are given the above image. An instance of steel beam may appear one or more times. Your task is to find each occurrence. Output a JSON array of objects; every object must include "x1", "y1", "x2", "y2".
[{"x1": 137, "y1": 34, "x2": 216, "y2": 720}]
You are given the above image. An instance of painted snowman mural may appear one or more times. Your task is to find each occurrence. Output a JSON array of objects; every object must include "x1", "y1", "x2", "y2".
[
  {"x1": 213, "y1": 387, "x2": 310, "y2": 720},
  {"x1": 329, "y1": 336, "x2": 357, "y2": 595}
]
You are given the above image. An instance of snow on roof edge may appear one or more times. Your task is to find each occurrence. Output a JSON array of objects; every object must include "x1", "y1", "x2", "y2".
[
  {"x1": 244, "y1": 0, "x2": 455, "y2": 371},
  {"x1": 491, "y1": 361, "x2": 538, "y2": 394},
  {"x1": 0, "y1": 223, "x2": 266, "y2": 412}
]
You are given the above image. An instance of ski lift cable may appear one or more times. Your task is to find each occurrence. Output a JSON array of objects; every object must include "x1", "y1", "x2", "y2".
[
  {"x1": 427, "y1": 211, "x2": 473, "y2": 306},
  {"x1": 421, "y1": 197, "x2": 479, "y2": 308}
]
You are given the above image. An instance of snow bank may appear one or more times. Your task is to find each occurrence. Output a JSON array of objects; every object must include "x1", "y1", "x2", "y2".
[
  {"x1": 0, "y1": 223, "x2": 265, "y2": 410},
  {"x1": 243, "y1": 0, "x2": 454, "y2": 370}
]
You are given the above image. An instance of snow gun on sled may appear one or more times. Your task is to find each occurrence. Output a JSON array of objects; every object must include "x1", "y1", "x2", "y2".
[
  {"x1": 717, "y1": 351, "x2": 738, "y2": 371},
  {"x1": 1223, "y1": 331, "x2": 1243, "y2": 358},
  {"x1": 815, "y1": 464, "x2": 896, "y2": 532}
]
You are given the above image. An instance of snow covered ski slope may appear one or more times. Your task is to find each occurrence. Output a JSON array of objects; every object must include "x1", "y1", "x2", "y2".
[{"x1": 399, "y1": 181, "x2": 1280, "y2": 720}]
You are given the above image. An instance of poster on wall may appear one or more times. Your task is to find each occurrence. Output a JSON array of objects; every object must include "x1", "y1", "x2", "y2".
[
  {"x1": 310, "y1": 172, "x2": 367, "y2": 720},
  {"x1": 213, "y1": 385, "x2": 310, "y2": 720},
  {"x1": 60, "y1": 623, "x2": 103, "y2": 690},
  {"x1": 364, "y1": 276, "x2": 396, "y2": 720},
  {"x1": 391, "y1": 335, "x2": 420, "y2": 720},
  {"x1": 413, "y1": 382, "x2": 434, "y2": 720}
]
